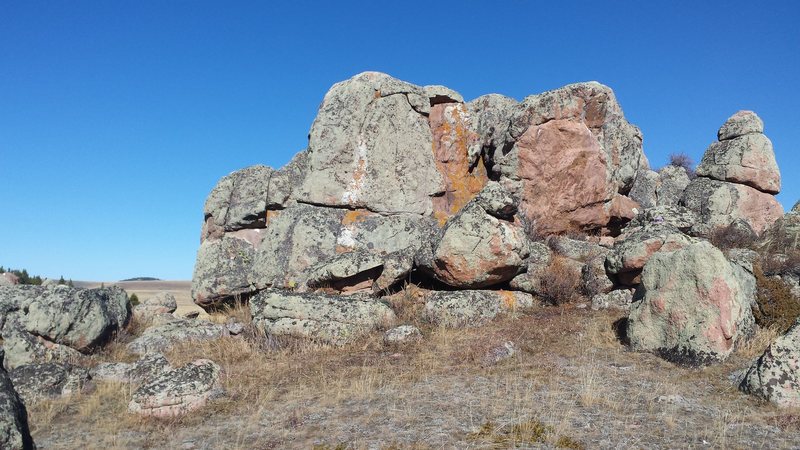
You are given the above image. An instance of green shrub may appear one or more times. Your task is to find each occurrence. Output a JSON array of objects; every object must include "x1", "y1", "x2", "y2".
[{"x1": 129, "y1": 293, "x2": 140, "y2": 307}]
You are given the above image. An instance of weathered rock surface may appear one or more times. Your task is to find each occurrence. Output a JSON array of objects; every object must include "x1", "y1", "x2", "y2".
[
  {"x1": 466, "y1": 94, "x2": 517, "y2": 167},
  {"x1": 681, "y1": 177, "x2": 783, "y2": 237},
  {"x1": 299, "y1": 71, "x2": 443, "y2": 215},
  {"x1": 128, "y1": 359, "x2": 222, "y2": 418},
  {"x1": 429, "y1": 102, "x2": 488, "y2": 224},
  {"x1": 491, "y1": 82, "x2": 647, "y2": 234},
  {"x1": 717, "y1": 110, "x2": 765, "y2": 142},
  {"x1": 591, "y1": 289, "x2": 634, "y2": 311},
  {"x1": 90, "y1": 352, "x2": 171, "y2": 385},
  {"x1": 194, "y1": 202, "x2": 436, "y2": 308},
  {"x1": 383, "y1": 325, "x2": 422, "y2": 345},
  {"x1": 629, "y1": 166, "x2": 691, "y2": 209},
  {"x1": 429, "y1": 183, "x2": 529, "y2": 288},
  {"x1": 761, "y1": 206, "x2": 800, "y2": 253},
  {"x1": 249, "y1": 290, "x2": 395, "y2": 345},
  {"x1": 133, "y1": 292, "x2": 177, "y2": 322},
  {"x1": 0, "y1": 350, "x2": 34, "y2": 450},
  {"x1": 424, "y1": 290, "x2": 533, "y2": 328},
  {"x1": 626, "y1": 205, "x2": 697, "y2": 233},
  {"x1": 606, "y1": 223, "x2": 695, "y2": 286},
  {"x1": 127, "y1": 319, "x2": 228, "y2": 355},
  {"x1": 627, "y1": 241, "x2": 755, "y2": 365},
  {"x1": 697, "y1": 113, "x2": 780, "y2": 193},
  {"x1": 740, "y1": 318, "x2": 800, "y2": 407},
  {"x1": 0, "y1": 286, "x2": 130, "y2": 369},
  {"x1": 9, "y1": 363, "x2": 89, "y2": 404}
]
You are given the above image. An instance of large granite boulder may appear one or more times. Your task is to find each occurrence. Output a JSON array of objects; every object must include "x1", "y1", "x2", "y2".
[
  {"x1": 128, "y1": 359, "x2": 222, "y2": 418},
  {"x1": 132, "y1": 292, "x2": 177, "y2": 322},
  {"x1": 0, "y1": 350, "x2": 34, "y2": 450},
  {"x1": 740, "y1": 318, "x2": 800, "y2": 407},
  {"x1": 761, "y1": 206, "x2": 800, "y2": 253},
  {"x1": 249, "y1": 290, "x2": 396, "y2": 345},
  {"x1": 466, "y1": 94, "x2": 518, "y2": 168},
  {"x1": 428, "y1": 182, "x2": 529, "y2": 288},
  {"x1": 627, "y1": 241, "x2": 755, "y2": 365},
  {"x1": 491, "y1": 82, "x2": 647, "y2": 234},
  {"x1": 697, "y1": 111, "x2": 780, "y2": 194},
  {"x1": 91, "y1": 352, "x2": 171, "y2": 385},
  {"x1": 681, "y1": 177, "x2": 783, "y2": 237},
  {"x1": 298, "y1": 72, "x2": 444, "y2": 215},
  {"x1": 0, "y1": 286, "x2": 131, "y2": 369}
]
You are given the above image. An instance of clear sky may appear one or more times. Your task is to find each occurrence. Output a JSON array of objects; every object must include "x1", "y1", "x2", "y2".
[{"x1": 1, "y1": 1, "x2": 798, "y2": 281}]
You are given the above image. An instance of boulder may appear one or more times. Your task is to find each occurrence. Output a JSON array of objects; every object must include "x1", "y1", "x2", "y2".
[
  {"x1": 629, "y1": 166, "x2": 690, "y2": 209},
  {"x1": 383, "y1": 325, "x2": 423, "y2": 345},
  {"x1": 697, "y1": 133, "x2": 780, "y2": 194},
  {"x1": 582, "y1": 254, "x2": 614, "y2": 297},
  {"x1": 9, "y1": 363, "x2": 89, "y2": 404},
  {"x1": 591, "y1": 289, "x2": 634, "y2": 311},
  {"x1": 249, "y1": 290, "x2": 396, "y2": 346},
  {"x1": 127, "y1": 318, "x2": 228, "y2": 355},
  {"x1": 0, "y1": 286, "x2": 130, "y2": 368},
  {"x1": 424, "y1": 290, "x2": 534, "y2": 328},
  {"x1": 626, "y1": 205, "x2": 697, "y2": 233},
  {"x1": 429, "y1": 183, "x2": 529, "y2": 288},
  {"x1": 491, "y1": 82, "x2": 647, "y2": 234},
  {"x1": 306, "y1": 248, "x2": 414, "y2": 294},
  {"x1": 761, "y1": 207, "x2": 800, "y2": 253},
  {"x1": 717, "y1": 110, "x2": 764, "y2": 141},
  {"x1": 298, "y1": 72, "x2": 444, "y2": 215},
  {"x1": 740, "y1": 318, "x2": 800, "y2": 407},
  {"x1": 128, "y1": 359, "x2": 222, "y2": 418},
  {"x1": 0, "y1": 350, "x2": 34, "y2": 450},
  {"x1": 681, "y1": 177, "x2": 783, "y2": 237},
  {"x1": 133, "y1": 292, "x2": 177, "y2": 322},
  {"x1": 90, "y1": 352, "x2": 171, "y2": 385},
  {"x1": 194, "y1": 203, "x2": 437, "y2": 309},
  {"x1": 627, "y1": 241, "x2": 755, "y2": 365},
  {"x1": 201, "y1": 153, "x2": 307, "y2": 240},
  {"x1": 466, "y1": 94, "x2": 518, "y2": 168},
  {"x1": 606, "y1": 223, "x2": 695, "y2": 286},
  {"x1": 546, "y1": 235, "x2": 607, "y2": 262},
  {"x1": 1, "y1": 322, "x2": 85, "y2": 370},
  {"x1": 423, "y1": 85, "x2": 463, "y2": 105}
]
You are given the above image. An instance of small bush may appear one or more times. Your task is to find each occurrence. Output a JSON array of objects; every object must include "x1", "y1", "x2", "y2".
[
  {"x1": 753, "y1": 264, "x2": 800, "y2": 333},
  {"x1": 538, "y1": 256, "x2": 582, "y2": 305},
  {"x1": 709, "y1": 222, "x2": 758, "y2": 250},
  {"x1": 129, "y1": 293, "x2": 140, "y2": 307},
  {"x1": 667, "y1": 152, "x2": 696, "y2": 178}
]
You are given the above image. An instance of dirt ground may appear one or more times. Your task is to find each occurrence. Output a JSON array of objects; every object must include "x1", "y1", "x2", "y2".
[{"x1": 26, "y1": 284, "x2": 800, "y2": 450}]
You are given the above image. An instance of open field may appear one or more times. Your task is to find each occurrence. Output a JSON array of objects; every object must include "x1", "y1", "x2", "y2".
[
  {"x1": 25, "y1": 288, "x2": 800, "y2": 449},
  {"x1": 74, "y1": 280, "x2": 207, "y2": 318}
]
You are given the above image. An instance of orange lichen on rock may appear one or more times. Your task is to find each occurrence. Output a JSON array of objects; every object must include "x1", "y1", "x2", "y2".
[{"x1": 429, "y1": 103, "x2": 488, "y2": 226}]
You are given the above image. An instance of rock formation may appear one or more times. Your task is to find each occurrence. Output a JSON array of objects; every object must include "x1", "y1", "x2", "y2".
[
  {"x1": 0, "y1": 350, "x2": 34, "y2": 450},
  {"x1": 192, "y1": 72, "x2": 649, "y2": 309},
  {"x1": 682, "y1": 111, "x2": 783, "y2": 236}
]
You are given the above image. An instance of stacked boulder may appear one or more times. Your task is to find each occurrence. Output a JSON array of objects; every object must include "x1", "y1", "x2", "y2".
[
  {"x1": 740, "y1": 318, "x2": 800, "y2": 407},
  {"x1": 682, "y1": 111, "x2": 783, "y2": 237}
]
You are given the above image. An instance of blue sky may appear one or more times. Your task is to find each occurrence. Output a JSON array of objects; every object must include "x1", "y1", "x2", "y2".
[{"x1": 1, "y1": 1, "x2": 798, "y2": 281}]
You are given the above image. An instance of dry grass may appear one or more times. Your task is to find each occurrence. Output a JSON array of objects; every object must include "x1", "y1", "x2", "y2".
[{"x1": 26, "y1": 286, "x2": 800, "y2": 449}]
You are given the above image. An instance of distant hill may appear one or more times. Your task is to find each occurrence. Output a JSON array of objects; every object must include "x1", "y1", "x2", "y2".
[{"x1": 120, "y1": 277, "x2": 161, "y2": 282}]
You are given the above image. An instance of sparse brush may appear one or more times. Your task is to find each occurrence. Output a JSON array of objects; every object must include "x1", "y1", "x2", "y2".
[
  {"x1": 538, "y1": 256, "x2": 582, "y2": 305},
  {"x1": 752, "y1": 263, "x2": 800, "y2": 333}
]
